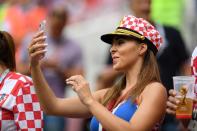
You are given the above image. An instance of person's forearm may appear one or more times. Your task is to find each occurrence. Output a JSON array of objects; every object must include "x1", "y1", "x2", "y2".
[
  {"x1": 64, "y1": 68, "x2": 84, "y2": 79},
  {"x1": 87, "y1": 100, "x2": 138, "y2": 131},
  {"x1": 31, "y1": 64, "x2": 58, "y2": 114}
]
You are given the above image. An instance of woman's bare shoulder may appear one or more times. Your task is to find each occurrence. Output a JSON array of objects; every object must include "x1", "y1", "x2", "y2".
[
  {"x1": 146, "y1": 82, "x2": 166, "y2": 91},
  {"x1": 142, "y1": 82, "x2": 167, "y2": 98}
]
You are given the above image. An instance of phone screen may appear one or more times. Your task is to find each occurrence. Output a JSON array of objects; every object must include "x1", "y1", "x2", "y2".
[{"x1": 39, "y1": 20, "x2": 46, "y2": 31}]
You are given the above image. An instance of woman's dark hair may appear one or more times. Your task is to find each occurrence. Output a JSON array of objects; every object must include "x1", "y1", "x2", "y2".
[{"x1": 0, "y1": 31, "x2": 16, "y2": 71}]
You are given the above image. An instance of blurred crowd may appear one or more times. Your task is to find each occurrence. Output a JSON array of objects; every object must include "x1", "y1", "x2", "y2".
[{"x1": 0, "y1": 0, "x2": 197, "y2": 131}]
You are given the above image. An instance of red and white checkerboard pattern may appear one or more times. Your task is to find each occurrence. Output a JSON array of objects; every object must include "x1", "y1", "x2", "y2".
[
  {"x1": 119, "y1": 15, "x2": 162, "y2": 50},
  {"x1": 0, "y1": 71, "x2": 43, "y2": 131},
  {"x1": 191, "y1": 46, "x2": 197, "y2": 94}
]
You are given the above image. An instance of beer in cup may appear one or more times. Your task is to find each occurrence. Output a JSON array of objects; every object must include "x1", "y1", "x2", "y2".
[{"x1": 173, "y1": 76, "x2": 195, "y2": 119}]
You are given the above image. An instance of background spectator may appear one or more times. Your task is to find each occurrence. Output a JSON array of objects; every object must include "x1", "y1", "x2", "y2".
[{"x1": 0, "y1": 31, "x2": 43, "y2": 131}]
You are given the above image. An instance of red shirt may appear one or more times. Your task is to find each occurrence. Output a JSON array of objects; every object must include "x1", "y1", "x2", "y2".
[{"x1": 0, "y1": 70, "x2": 43, "y2": 130}]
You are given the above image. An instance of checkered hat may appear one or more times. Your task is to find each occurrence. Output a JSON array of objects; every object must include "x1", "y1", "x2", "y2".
[{"x1": 101, "y1": 15, "x2": 163, "y2": 55}]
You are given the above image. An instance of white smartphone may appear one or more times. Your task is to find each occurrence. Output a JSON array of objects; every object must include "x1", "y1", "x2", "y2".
[
  {"x1": 38, "y1": 20, "x2": 47, "y2": 58},
  {"x1": 39, "y1": 20, "x2": 46, "y2": 31}
]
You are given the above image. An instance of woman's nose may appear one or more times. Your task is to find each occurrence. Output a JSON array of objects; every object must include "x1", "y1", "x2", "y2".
[{"x1": 110, "y1": 44, "x2": 117, "y2": 54}]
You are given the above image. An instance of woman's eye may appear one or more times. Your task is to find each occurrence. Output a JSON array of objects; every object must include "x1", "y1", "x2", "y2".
[{"x1": 116, "y1": 39, "x2": 125, "y2": 45}]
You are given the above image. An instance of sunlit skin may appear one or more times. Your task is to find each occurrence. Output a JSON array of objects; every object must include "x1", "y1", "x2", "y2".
[
  {"x1": 109, "y1": 36, "x2": 149, "y2": 96},
  {"x1": 110, "y1": 37, "x2": 144, "y2": 72}
]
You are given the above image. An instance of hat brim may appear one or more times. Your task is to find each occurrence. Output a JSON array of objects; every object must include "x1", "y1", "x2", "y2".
[
  {"x1": 101, "y1": 27, "x2": 145, "y2": 44},
  {"x1": 101, "y1": 33, "x2": 138, "y2": 44},
  {"x1": 101, "y1": 32, "x2": 158, "y2": 55}
]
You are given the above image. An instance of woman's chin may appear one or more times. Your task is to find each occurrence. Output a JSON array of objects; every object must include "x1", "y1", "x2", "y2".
[{"x1": 112, "y1": 65, "x2": 122, "y2": 71}]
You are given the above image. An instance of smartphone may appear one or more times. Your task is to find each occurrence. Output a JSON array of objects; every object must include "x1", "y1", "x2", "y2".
[
  {"x1": 39, "y1": 20, "x2": 46, "y2": 31},
  {"x1": 38, "y1": 20, "x2": 47, "y2": 58}
]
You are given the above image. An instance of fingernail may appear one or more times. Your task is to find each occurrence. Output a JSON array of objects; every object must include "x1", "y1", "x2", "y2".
[
  {"x1": 43, "y1": 36, "x2": 47, "y2": 39},
  {"x1": 40, "y1": 30, "x2": 44, "y2": 33}
]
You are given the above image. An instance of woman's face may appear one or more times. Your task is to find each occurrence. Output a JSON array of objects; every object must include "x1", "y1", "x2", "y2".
[{"x1": 110, "y1": 37, "x2": 141, "y2": 71}]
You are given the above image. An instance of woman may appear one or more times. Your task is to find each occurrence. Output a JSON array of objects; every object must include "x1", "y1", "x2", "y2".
[
  {"x1": 0, "y1": 31, "x2": 43, "y2": 130},
  {"x1": 29, "y1": 15, "x2": 167, "y2": 131}
]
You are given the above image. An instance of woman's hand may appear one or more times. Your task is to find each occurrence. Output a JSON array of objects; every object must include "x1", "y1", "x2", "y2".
[
  {"x1": 166, "y1": 89, "x2": 180, "y2": 115},
  {"x1": 66, "y1": 75, "x2": 95, "y2": 106},
  {"x1": 28, "y1": 31, "x2": 48, "y2": 67}
]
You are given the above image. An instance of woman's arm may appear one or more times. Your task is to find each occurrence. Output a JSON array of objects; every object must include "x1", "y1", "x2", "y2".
[
  {"x1": 31, "y1": 65, "x2": 92, "y2": 117},
  {"x1": 31, "y1": 66, "x2": 106, "y2": 117},
  {"x1": 28, "y1": 31, "x2": 108, "y2": 118},
  {"x1": 66, "y1": 76, "x2": 167, "y2": 131},
  {"x1": 31, "y1": 65, "x2": 107, "y2": 117},
  {"x1": 129, "y1": 82, "x2": 167, "y2": 130}
]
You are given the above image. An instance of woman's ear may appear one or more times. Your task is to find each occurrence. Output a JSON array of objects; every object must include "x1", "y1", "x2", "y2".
[{"x1": 138, "y1": 43, "x2": 148, "y2": 55}]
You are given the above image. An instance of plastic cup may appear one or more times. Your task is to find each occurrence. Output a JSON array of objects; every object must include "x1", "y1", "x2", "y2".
[{"x1": 173, "y1": 76, "x2": 195, "y2": 119}]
